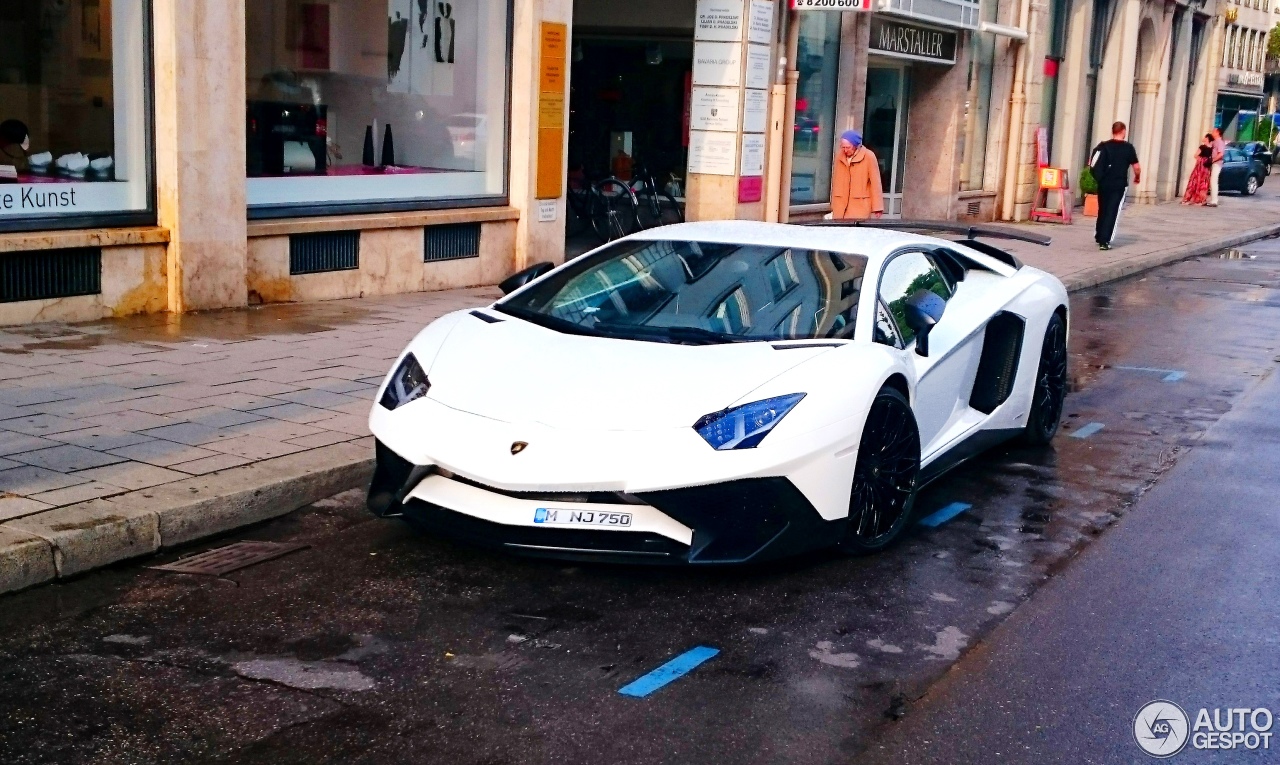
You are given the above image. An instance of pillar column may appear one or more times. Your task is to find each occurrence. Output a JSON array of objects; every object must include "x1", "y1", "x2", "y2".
[
  {"x1": 509, "y1": 0, "x2": 573, "y2": 269},
  {"x1": 152, "y1": 0, "x2": 247, "y2": 312},
  {"x1": 1132, "y1": 79, "x2": 1162, "y2": 203},
  {"x1": 685, "y1": 0, "x2": 774, "y2": 222}
]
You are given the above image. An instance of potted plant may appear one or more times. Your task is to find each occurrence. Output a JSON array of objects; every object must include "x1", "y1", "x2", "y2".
[{"x1": 1079, "y1": 166, "x2": 1099, "y2": 217}]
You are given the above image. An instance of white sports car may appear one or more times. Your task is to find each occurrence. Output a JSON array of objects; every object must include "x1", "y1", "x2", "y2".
[{"x1": 367, "y1": 221, "x2": 1068, "y2": 564}]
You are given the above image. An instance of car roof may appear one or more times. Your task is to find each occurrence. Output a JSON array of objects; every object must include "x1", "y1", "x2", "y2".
[{"x1": 627, "y1": 220, "x2": 957, "y2": 262}]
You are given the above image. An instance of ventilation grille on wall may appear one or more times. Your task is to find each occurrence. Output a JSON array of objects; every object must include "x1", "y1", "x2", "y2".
[
  {"x1": 425, "y1": 223, "x2": 482, "y2": 262},
  {"x1": 0, "y1": 248, "x2": 101, "y2": 303},
  {"x1": 966, "y1": 201, "x2": 982, "y2": 217},
  {"x1": 290, "y1": 231, "x2": 360, "y2": 275}
]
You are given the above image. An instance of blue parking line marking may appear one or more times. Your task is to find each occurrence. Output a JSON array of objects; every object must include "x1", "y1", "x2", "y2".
[
  {"x1": 618, "y1": 646, "x2": 720, "y2": 698},
  {"x1": 1115, "y1": 365, "x2": 1186, "y2": 383},
  {"x1": 917, "y1": 502, "x2": 972, "y2": 528},
  {"x1": 1071, "y1": 422, "x2": 1105, "y2": 439}
]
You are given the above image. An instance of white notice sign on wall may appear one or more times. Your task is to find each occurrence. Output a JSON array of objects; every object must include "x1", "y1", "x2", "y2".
[
  {"x1": 744, "y1": 44, "x2": 771, "y2": 90},
  {"x1": 690, "y1": 86, "x2": 741, "y2": 132},
  {"x1": 688, "y1": 130, "x2": 738, "y2": 176},
  {"x1": 748, "y1": 0, "x2": 774, "y2": 44},
  {"x1": 740, "y1": 134, "x2": 766, "y2": 176},
  {"x1": 742, "y1": 88, "x2": 768, "y2": 133},
  {"x1": 537, "y1": 199, "x2": 557, "y2": 222},
  {"x1": 692, "y1": 42, "x2": 743, "y2": 87},
  {"x1": 695, "y1": 0, "x2": 745, "y2": 41}
]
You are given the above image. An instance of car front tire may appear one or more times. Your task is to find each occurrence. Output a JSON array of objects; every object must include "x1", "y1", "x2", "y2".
[
  {"x1": 838, "y1": 387, "x2": 920, "y2": 556},
  {"x1": 1022, "y1": 313, "x2": 1068, "y2": 445}
]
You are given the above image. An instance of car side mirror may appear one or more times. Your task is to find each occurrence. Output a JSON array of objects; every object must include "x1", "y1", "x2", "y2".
[
  {"x1": 498, "y1": 261, "x2": 554, "y2": 295},
  {"x1": 904, "y1": 289, "x2": 946, "y2": 357}
]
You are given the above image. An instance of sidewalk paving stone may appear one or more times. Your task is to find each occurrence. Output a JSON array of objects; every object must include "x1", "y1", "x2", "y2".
[
  {"x1": 75, "y1": 462, "x2": 188, "y2": 491},
  {"x1": 105, "y1": 440, "x2": 223, "y2": 468},
  {"x1": 2, "y1": 196, "x2": 1278, "y2": 593},
  {"x1": 0, "y1": 465, "x2": 90, "y2": 495},
  {"x1": 0, "y1": 413, "x2": 94, "y2": 436},
  {"x1": 11, "y1": 444, "x2": 125, "y2": 472},
  {"x1": 47, "y1": 427, "x2": 156, "y2": 451}
]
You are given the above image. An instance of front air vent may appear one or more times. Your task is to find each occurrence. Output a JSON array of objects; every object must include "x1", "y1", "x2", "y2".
[
  {"x1": 290, "y1": 231, "x2": 360, "y2": 275},
  {"x1": 425, "y1": 223, "x2": 482, "y2": 262},
  {"x1": 0, "y1": 247, "x2": 100, "y2": 303}
]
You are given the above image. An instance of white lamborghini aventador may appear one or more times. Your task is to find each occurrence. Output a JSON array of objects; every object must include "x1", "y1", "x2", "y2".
[{"x1": 367, "y1": 220, "x2": 1069, "y2": 564}]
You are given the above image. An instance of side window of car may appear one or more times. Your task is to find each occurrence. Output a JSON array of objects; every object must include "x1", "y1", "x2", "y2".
[
  {"x1": 874, "y1": 302, "x2": 902, "y2": 348},
  {"x1": 877, "y1": 252, "x2": 952, "y2": 347}
]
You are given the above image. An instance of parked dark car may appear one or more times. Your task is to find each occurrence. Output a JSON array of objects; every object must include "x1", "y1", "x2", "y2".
[
  {"x1": 1228, "y1": 141, "x2": 1273, "y2": 176},
  {"x1": 1219, "y1": 146, "x2": 1267, "y2": 196}
]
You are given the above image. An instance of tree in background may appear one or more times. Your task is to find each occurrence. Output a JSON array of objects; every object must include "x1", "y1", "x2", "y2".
[{"x1": 1269, "y1": 23, "x2": 1280, "y2": 60}]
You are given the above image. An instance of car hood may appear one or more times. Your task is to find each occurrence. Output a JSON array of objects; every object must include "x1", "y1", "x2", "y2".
[{"x1": 420, "y1": 312, "x2": 836, "y2": 431}]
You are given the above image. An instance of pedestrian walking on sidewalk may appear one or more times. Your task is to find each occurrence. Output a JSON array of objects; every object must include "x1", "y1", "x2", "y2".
[
  {"x1": 1208, "y1": 127, "x2": 1226, "y2": 206},
  {"x1": 1182, "y1": 134, "x2": 1213, "y2": 205},
  {"x1": 830, "y1": 130, "x2": 884, "y2": 220},
  {"x1": 1088, "y1": 121, "x2": 1141, "y2": 251}
]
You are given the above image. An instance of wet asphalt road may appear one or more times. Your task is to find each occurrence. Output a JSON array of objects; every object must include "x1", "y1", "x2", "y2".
[{"x1": 3, "y1": 239, "x2": 1280, "y2": 765}]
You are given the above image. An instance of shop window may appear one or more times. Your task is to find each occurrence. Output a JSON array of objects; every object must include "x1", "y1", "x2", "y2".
[
  {"x1": 0, "y1": 0, "x2": 152, "y2": 232},
  {"x1": 789, "y1": 11, "x2": 841, "y2": 205},
  {"x1": 245, "y1": 0, "x2": 510, "y2": 217},
  {"x1": 960, "y1": 0, "x2": 998, "y2": 190}
]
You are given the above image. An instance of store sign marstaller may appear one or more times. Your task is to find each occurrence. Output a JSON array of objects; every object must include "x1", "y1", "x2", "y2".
[{"x1": 869, "y1": 16, "x2": 957, "y2": 64}]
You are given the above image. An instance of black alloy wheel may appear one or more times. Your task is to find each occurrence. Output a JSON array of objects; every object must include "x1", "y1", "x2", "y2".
[
  {"x1": 1022, "y1": 312, "x2": 1068, "y2": 445},
  {"x1": 838, "y1": 387, "x2": 920, "y2": 555}
]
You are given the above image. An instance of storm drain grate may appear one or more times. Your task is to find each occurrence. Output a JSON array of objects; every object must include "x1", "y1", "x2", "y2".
[
  {"x1": 149, "y1": 541, "x2": 309, "y2": 576},
  {"x1": 1, "y1": 247, "x2": 101, "y2": 303},
  {"x1": 290, "y1": 230, "x2": 360, "y2": 274},
  {"x1": 425, "y1": 222, "x2": 481, "y2": 262}
]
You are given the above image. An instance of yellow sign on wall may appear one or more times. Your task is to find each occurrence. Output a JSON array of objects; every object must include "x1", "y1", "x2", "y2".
[{"x1": 536, "y1": 22, "x2": 568, "y2": 199}]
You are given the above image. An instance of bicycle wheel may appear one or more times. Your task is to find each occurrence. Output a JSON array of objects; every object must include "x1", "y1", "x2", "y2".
[
  {"x1": 635, "y1": 188, "x2": 664, "y2": 230},
  {"x1": 591, "y1": 178, "x2": 639, "y2": 241}
]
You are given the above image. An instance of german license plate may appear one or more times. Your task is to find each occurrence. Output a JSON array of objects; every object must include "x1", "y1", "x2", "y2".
[{"x1": 533, "y1": 508, "x2": 632, "y2": 527}]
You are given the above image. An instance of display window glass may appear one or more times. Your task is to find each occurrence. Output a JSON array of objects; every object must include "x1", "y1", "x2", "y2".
[
  {"x1": 789, "y1": 11, "x2": 840, "y2": 205},
  {"x1": 245, "y1": 0, "x2": 511, "y2": 216},
  {"x1": 0, "y1": 0, "x2": 153, "y2": 230}
]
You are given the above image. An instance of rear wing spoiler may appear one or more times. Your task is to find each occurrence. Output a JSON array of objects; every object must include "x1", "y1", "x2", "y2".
[
  {"x1": 805, "y1": 219, "x2": 1052, "y2": 246},
  {"x1": 805, "y1": 219, "x2": 1048, "y2": 270}
]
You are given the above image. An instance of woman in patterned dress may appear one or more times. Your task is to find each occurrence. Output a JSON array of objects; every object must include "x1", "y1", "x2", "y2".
[{"x1": 1182, "y1": 134, "x2": 1213, "y2": 205}]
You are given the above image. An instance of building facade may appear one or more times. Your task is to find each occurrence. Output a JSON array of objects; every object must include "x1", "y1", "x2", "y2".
[
  {"x1": 0, "y1": 0, "x2": 1230, "y2": 326},
  {"x1": 1216, "y1": 0, "x2": 1271, "y2": 139}
]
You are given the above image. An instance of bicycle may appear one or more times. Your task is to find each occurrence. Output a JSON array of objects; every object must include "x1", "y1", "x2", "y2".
[{"x1": 630, "y1": 163, "x2": 684, "y2": 229}]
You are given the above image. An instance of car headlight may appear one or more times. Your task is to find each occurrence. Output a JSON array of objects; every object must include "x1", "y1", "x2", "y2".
[
  {"x1": 693, "y1": 393, "x2": 806, "y2": 450},
  {"x1": 379, "y1": 353, "x2": 430, "y2": 410}
]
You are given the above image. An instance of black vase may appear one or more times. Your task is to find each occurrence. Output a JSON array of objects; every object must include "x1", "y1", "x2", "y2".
[
  {"x1": 362, "y1": 125, "x2": 375, "y2": 166},
  {"x1": 381, "y1": 124, "x2": 395, "y2": 167}
]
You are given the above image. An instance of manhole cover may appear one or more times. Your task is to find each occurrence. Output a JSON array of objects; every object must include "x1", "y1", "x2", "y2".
[{"x1": 149, "y1": 541, "x2": 309, "y2": 576}]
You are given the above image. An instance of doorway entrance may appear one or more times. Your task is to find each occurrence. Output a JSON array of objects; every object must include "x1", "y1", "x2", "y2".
[{"x1": 863, "y1": 64, "x2": 910, "y2": 218}]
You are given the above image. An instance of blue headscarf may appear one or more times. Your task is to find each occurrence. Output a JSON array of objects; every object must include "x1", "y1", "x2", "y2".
[{"x1": 840, "y1": 129, "x2": 863, "y2": 148}]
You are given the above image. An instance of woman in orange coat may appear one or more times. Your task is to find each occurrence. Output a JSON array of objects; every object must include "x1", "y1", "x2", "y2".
[{"x1": 830, "y1": 130, "x2": 884, "y2": 220}]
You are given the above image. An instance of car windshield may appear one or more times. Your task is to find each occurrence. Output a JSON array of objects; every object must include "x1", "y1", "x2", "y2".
[{"x1": 496, "y1": 239, "x2": 868, "y2": 344}]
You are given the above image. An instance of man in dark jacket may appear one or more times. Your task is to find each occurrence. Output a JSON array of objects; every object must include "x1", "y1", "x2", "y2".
[{"x1": 1088, "y1": 121, "x2": 1141, "y2": 250}]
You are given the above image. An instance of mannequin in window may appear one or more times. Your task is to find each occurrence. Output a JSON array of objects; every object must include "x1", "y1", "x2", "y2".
[
  {"x1": 0, "y1": 120, "x2": 30, "y2": 172},
  {"x1": 831, "y1": 129, "x2": 884, "y2": 220}
]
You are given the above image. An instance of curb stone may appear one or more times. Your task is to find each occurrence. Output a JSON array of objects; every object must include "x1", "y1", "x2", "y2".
[
  {"x1": 1055, "y1": 223, "x2": 1280, "y2": 292},
  {"x1": 0, "y1": 224, "x2": 1276, "y2": 596},
  {"x1": 0, "y1": 527, "x2": 57, "y2": 594},
  {"x1": 0, "y1": 441, "x2": 374, "y2": 594}
]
